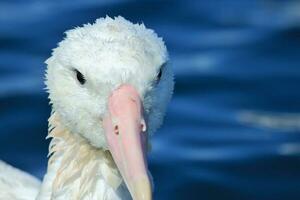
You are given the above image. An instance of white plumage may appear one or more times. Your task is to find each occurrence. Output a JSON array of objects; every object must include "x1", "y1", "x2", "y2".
[
  {"x1": 0, "y1": 16, "x2": 174, "y2": 200},
  {"x1": 0, "y1": 160, "x2": 40, "y2": 200}
]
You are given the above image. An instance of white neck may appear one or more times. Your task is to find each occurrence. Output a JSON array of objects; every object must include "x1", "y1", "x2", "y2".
[{"x1": 36, "y1": 113, "x2": 130, "y2": 200}]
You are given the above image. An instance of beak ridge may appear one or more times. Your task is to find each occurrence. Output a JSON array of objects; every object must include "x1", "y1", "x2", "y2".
[{"x1": 103, "y1": 84, "x2": 152, "y2": 200}]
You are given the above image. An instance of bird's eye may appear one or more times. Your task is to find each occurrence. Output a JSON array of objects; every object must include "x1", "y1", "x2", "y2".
[
  {"x1": 157, "y1": 68, "x2": 162, "y2": 81},
  {"x1": 157, "y1": 63, "x2": 166, "y2": 82},
  {"x1": 75, "y1": 69, "x2": 86, "y2": 85}
]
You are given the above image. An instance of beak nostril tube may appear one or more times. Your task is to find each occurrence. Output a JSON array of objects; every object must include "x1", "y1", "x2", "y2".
[
  {"x1": 141, "y1": 119, "x2": 147, "y2": 132},
  {"x1": 114, "y1": 125, "x2": 119, "y2": 135}
]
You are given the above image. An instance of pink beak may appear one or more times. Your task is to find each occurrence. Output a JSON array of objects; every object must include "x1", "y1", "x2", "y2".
[{"x1": 103, "y1": 84, "x2": 152, "y2": 200}]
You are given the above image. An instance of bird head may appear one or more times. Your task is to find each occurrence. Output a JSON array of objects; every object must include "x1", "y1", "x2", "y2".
[{"x1": 45, "y1": 16, "x2": 174, "y2": 200}]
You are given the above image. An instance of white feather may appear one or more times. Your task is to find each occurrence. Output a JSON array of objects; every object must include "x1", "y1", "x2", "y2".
[{"x1": 0, "y1": 160, "x2": 40, "y2": 200}]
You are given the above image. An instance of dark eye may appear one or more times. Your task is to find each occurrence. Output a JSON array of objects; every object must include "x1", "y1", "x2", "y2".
[
  {"x1": 157, "y1": 63, "x2": 166, "y2": 82},
  {"x1": 75, "y1": 69, "x2": 86, "y2": 85},
  {"x1": 157, "y1": 68, "x2": 162, "y2": 81}
]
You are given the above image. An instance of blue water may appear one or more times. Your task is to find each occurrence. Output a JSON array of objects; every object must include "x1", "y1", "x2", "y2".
[{"x1": 1, "y1": 1, "x2": 300, "y2": 199}]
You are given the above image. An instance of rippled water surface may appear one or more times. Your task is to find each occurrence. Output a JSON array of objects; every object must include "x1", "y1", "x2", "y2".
[{"x1": 1, "y1": 1, "x2": 300, "y2": 199}]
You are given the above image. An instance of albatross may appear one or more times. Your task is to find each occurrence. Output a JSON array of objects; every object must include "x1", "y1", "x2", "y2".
[{"x1": 0, "y1": 16, "x2": 174, "y2": 200}]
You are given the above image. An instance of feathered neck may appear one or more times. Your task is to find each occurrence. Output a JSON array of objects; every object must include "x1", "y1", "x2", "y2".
[{"x1": 46, "y1": 112, "x2": 123, "y2": 199}]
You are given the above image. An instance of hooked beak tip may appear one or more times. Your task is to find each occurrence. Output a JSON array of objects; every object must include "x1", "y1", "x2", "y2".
[{"x1": 131, "y1": 176, "x2": 152, "y2": 200}]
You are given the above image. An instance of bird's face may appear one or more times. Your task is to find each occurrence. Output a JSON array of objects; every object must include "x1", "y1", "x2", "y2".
[{"x1": 45, "y1": 17, "x2": 174, "y2": 200}]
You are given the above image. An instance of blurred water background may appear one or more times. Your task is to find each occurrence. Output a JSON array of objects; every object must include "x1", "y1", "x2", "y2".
[{"x1": 1, "y1": 0, "x2": 300, "y2": 199}]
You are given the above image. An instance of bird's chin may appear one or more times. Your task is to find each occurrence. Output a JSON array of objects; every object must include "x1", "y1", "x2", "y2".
[{"x1": 103, "y1": 84, "x2": 152, "y2": 200}]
